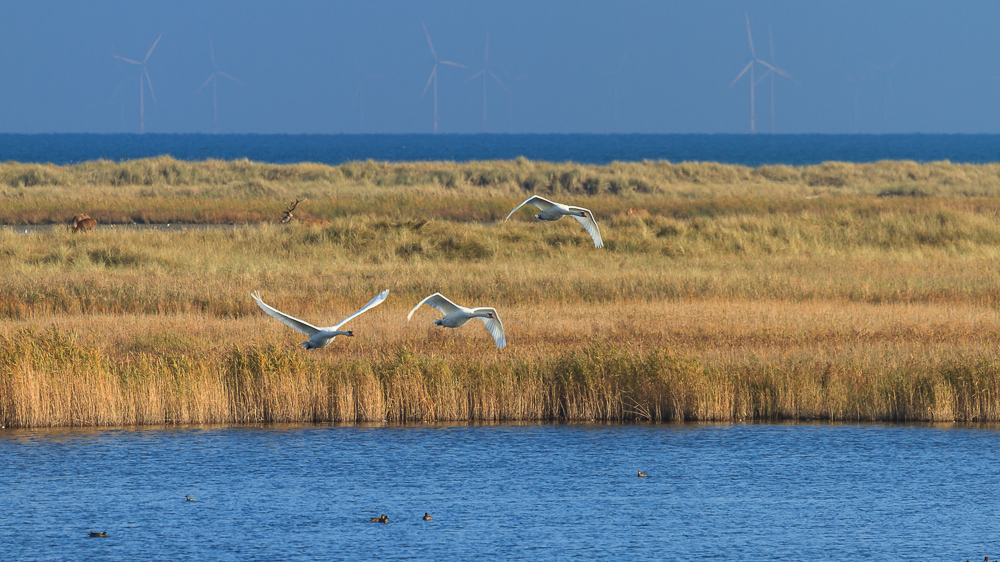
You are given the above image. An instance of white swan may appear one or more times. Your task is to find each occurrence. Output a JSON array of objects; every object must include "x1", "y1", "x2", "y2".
[
  {"x1": 251, "y1": 289, "x2": 389, "y2": 349},
  {"x1": 504, "y1": 195, "x2": 603, "y2": 248},
  {"x1": 407, "y1": 292, "x2": 506, "y2": 349}
]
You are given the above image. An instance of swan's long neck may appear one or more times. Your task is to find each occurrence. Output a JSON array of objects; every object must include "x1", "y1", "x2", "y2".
[{"x1": 473, "y1": 310, "x2": 493, "y2": 319}]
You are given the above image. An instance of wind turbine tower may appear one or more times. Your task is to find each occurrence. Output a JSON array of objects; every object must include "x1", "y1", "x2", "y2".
[
  {"x1": 197, "y1": 38, "x2": 242, "y2": 132},
  {"x1": 762, "y1": 25, "x2": 798, "y2": 133},
  {"x1": 421, "y1": 21, "x2": 465, "y2": 133},
  {"x1": 466, "y1": 33, "x2": 507, "y2": 132},
  {"x1": 113, "y1": 33, "x2": 163, "y2": 134},
  {"x1": 500, "y1": 68, "x2": 526, "y2": 133}
]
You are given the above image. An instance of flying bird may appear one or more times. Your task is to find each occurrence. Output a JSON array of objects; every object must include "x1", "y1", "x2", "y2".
[
  {"x1": 504, "y1": 195, "x2": 603, "y2": 248},
  {"x1": 407, "y1": 292, "x2": 506, "y2": 349},
  {"x1": 251, "y1": 289, "x2": 389, "y2": 349}
]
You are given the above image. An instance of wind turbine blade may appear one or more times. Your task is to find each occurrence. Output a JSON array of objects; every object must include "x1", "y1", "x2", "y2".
[
  {"x1": 745, "y1": 13, "x2": 755, "y2": 57},
  {"x1": 465, "y1": 69, "x2": 485, "y2": 84},
  {"x1": 729, "y1": 61, "x2": 753, "y2": 87},
  {"x1": 489, "y1": 70, "x2": 507, "y2": 91},
  {"x1": 144, "y1": 67, "x2": 156, "y2": 103},
  {"x1": 113, "y1": 55, "x2": 142, "y2": 65},
  {"x1": 439, "y1": 60, "x2": 465, "y2": 68},
  {"x1": 889, "y1": 54, "x2": 901, "y2": 70},
  {"x1": 754, "y1": 69, "x2": 772, "y2": 86},
  {"x1": 422, "y1": 21, "x2": 439, "y2": 61},
  {"x1": 144, "y1": 32, "x2": 163, "y2": 64},
  {"x1": 209, "y1": 38, "x2": 216, "y2": 68},
  {"x1": 217, "y1": 71, "x2": 242, "y2": 84},
  {"x1": 757, "y1": 59, "x2": 798, "y2": 84},
  {"x1": 484, "y1": 33, "x2": 489, "y2": 64},
  {"x1": 422, "y1": 66, "x2": 436, "y2": 97},
  {"x1": 197, "y1": 73, "x2": 214, "y2": 93}
]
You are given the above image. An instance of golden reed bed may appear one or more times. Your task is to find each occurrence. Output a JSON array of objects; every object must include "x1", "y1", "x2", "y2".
[{"x1": 2, "y1": 157, "x2": 1000, "y2": 427}]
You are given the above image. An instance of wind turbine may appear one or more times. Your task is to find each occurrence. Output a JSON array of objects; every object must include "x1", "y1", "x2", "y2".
[
  {"x1": 113, "y1": 33, "x2": 162, "y2": 134},
  {"x1": 465, "y1": 33, "x2": 506, "y2": 132},
  {"x1": 842, "y1": 64, "x2": 874, "y2": 132},
  {"x1": 758, "y1": 25, "x2": 798, "y2": 133},
  {"x1": 197, "y1": 38, "x2": 242, "y2": 133},
  {"x1": 499, "y1": 67, "x2": 527, "y2": 133},
  {"x1": 421, "y1": 21, "x2": 465, "y2": 133},
  {"x1": 729, "y1": 14, "x2": 794, "y2": 133}
]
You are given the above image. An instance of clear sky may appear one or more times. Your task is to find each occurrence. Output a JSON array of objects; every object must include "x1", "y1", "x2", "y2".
[{"x1": 1, "y1": 0, "x2": 998, "y2": 134}]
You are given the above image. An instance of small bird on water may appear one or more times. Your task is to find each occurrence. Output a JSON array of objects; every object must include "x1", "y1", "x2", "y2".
[
  {"x1": 89, "y1": 532, "x2": 107, "y2": 538},
  {"x1": 369, "y1": 514, "x2": 388, "y2": 523},
  {"x1": 185, "y1": 495, "x2": 196, "y2": 502},
  {"x1": 423, "y1": 513, "x2": 432, "y2": 520},
  {"x1": 637, "y1": 470, "x2": 647, "y2": 477}
]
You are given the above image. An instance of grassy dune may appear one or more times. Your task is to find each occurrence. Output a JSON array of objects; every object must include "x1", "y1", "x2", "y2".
[{"x1": 2, "y1": 157, "x2": 1000, "y2": 427}]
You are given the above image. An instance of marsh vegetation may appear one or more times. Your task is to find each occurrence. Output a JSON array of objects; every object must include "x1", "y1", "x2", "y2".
[{"x1": 2, "y1": 157, "x2": 1000, "y2": 427}]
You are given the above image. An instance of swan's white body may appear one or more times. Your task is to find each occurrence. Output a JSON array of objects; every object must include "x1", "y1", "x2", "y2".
[
  {"x1": 251, "y1": 289, "x2": 389, "y2": 349},
  {"x1": 407, "y1": 292, "x2": 506, "y2": 349},
  {"x1": 504, "y1": 195, "x2": 603, "y2": 248}
]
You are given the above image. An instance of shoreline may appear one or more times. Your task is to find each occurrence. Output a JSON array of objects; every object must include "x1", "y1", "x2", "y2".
[{"x1": 3, "y1": 134, "x2": 1000, "y2": 168}]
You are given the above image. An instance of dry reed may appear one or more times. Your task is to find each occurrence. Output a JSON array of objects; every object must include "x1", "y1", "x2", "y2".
[{"x1": 3, "y1": 327, "x2": 999, "y2": 428}]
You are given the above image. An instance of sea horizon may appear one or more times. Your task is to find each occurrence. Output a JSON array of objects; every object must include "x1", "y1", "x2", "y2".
[{"x1": 2, "y1": 132, "x2": 999, "y2": 167}]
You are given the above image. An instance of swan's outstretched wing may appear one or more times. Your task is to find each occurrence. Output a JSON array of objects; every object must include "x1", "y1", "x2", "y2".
[
  {"x1": 504, "y1": 195, "x2": 556, "y2": 222},
  {"x1": 251, "y1": 292, "x2": 321, "y2": 337},
  {"x1": 407, "y1": 292, "x2": 462, "y2": 321},
  {"x1": 328, "y1": 289, "x2": 390, "y2": 331},
  {"x1": 568, "y1": 206, "x2": 604, "y2": 248},
  {"x1": 474, "y1": 308, "x2": 506, "y2": 349}
]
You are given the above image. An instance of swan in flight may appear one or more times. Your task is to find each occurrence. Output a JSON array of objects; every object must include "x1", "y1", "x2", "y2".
[
  {"x1": 251, "y1": 289, "x2": 389, "y2": 349},
  {"x1": 407, "y1": 292, "x2": 506, "y2": 349},
  {"x1": 504, "y1": 195, "x2": 603, "y2": 248}
]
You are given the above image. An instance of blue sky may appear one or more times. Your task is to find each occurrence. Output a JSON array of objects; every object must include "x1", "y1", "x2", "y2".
[{"x1": 1, "y1": 0, "x2": 998, "y2": 134}]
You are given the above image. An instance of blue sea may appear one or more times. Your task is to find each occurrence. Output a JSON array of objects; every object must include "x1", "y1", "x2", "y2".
[{"x1": 2, "y1": 133, "x2": 1000, "y2": 166}]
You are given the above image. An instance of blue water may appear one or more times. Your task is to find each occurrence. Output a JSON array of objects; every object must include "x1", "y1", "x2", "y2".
[
  {"x1": 3, "y1": 133, "x2": 1000, "y2": 166},
  {"x1": 2, "y1": 423, "x2": 998, "y2": 561}
]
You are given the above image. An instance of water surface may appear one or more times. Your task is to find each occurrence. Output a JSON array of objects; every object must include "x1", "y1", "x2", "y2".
[
  {"x1": 4, "y1": 133, "x2": 1000, "y2": 166},
  {"x1": 2, "y1": 423, "x2": 998, "y2": 560}
]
